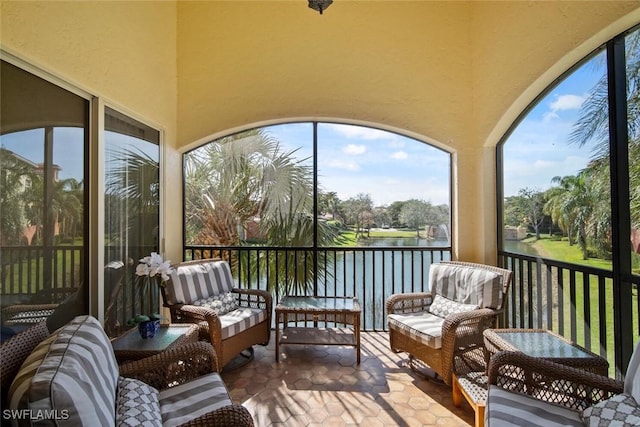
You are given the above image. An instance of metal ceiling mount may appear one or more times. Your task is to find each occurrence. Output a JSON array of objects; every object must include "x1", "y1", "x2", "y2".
[{"x1": 308, "y1": 0, "x2": 333, "y2": 15}]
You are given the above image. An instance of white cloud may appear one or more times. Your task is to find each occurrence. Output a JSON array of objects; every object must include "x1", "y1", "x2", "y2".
[
  {"x1": 343, "y1": 144, "x2": 366, "y2": 155},
  {"x1": 391, "y1": 151, "x2": 408, "y2": 160},
  {"x1": 325, "y1": 159, "x2": 360, "y2": 171},
  {"x1": 325, "y1": 123, "x2": 390, "y2": 140},
  {"x1": 550, "y1": 94, "x2": 585, "y2": 111},
  {"x1": 543, "y1": 94, "x2": 586, "y2": 122}
]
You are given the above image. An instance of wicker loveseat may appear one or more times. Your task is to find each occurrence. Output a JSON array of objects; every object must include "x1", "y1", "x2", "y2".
[
  {"x1": 162, "y1": 258, "x2": 272, "y2": 369},
  {"x1": 3, "y1": 315, "x2": 253, "y2": 427},
  {"x1": 485, "y1": 341, "x2": 640, "y2": 426},
  {"x1": 386, "y1": 261, "x2": 512, "y2": 386}
]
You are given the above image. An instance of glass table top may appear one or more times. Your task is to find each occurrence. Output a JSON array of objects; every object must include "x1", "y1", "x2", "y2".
[
  {"x1": 112, "y1": 324, "x2": 192, "y2": 352},
  {"x1": 277, "y1": 296, "x2": 360, "y2": 311},
  {"x1": 494, "y1": 331, "x2": 593, "y2": 359}
]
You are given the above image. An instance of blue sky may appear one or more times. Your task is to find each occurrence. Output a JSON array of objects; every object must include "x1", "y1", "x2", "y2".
[
  {"x1": 503, "y1": 50, "x2": 606, "y2": 197},
  {"x1": 265, "y1": 122, "x2": 451, "y2": 206},
  {"x1": 1, "y1": 128, "x2": 85, "y2": 180}
]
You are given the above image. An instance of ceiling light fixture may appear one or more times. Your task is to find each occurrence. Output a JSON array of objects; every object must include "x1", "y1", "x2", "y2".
[{"x1": 308, "y1": 0, "x2": 333, "y2": 14}]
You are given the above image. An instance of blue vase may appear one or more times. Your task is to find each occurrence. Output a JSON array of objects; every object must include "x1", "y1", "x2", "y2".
[{"x1": 138, "y1": 319, "x2": 160, "y2": 339}]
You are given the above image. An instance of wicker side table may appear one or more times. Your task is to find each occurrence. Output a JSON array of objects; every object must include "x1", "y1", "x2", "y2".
[
  {"x1": 483, "y1": 328, "x2": 609, "y2": 375},
  {"x1": 275, "y1": 296, "x2": 361, "y2": 364},
  {"x1": 112, "y1": 324, "x2": 199, "y2": 363}
]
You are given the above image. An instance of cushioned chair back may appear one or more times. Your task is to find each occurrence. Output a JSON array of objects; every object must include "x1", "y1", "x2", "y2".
[
  {"x1": 8, "y1": 315, "x2": 119, "y2": 426},
  {"x1": 624, "y1": 339, "x2": 640, "y2": 402},
  {"x1": 428, "y1": 262, "x2": 504, "y2": 310},
  {"x1": 165, "y1": 259, "x2": 235, "y2": 305}
]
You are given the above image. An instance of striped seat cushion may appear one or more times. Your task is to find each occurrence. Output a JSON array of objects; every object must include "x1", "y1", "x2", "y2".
[
  {"x1": 166, "y1": 260, "x2": 235, "y2": 305},
  {"x1": 387, "y1": 311, "x2": 445, "y2": 348},
  {"x1": 485, "y1": 385, "x2": 583, "y2": 427},
  {"x1": 220, "y1": 307, "x2": 267, "y2": 340},
  {"x1": 8, "y1": 315, "x2": 119, "y2": 427},
  {"x1": 429, "y1": 263, "x2": 503, "y2": 309},
  {"x1": 159, "y1": 372, "x2": 232, "y2": 427}
]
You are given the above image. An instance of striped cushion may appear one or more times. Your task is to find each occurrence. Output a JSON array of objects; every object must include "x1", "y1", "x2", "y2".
[
  {"x1": 9, "y1": 315, "x2": 119, "y2": 427},
  {"x1": 220, "y1": 307, "x2": 267, "y2": 340},
  {"x1": 485, "y1": 385, "x2": 583, "y2": 427},
  {"x1": 625, "y1": 340, "x2": 640, "y2": 402},
  {"x1": 159, "y1": 372, "x2": 232, "y2": 427},
  {"x1": 387, "y1": 312, "x2": 445, "y2": 348},
  {"x1": 8, "y1": 328, "x2": 60, "y2": 424},
  {"x1": 429, "y1": 263, "x2": 502, "y2": 309},
  {"x1": 166, "y1": 260, "x2": 235, "y2": 305}
]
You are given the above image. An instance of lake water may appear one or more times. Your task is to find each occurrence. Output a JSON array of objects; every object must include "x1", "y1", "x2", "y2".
[{"x1": 315, "y1": 237, "x2": 451, "y2": 329}]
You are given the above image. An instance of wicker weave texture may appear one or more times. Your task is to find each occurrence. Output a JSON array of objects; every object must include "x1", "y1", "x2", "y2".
[{"x1": 386, "y1": 261, "x2": 513, "y2": 386}]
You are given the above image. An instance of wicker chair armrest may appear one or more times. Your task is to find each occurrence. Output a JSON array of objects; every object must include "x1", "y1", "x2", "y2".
[
  {"x1": 442, "y1": 308, "x2": 497, "y2": 336},
  {"x1": 171, "y1": 304, "x2": 221, "y2": 325},
  {"x1": 440, "y1": 308, "x2": 497, "y2": 376},
  {"x1": 2, "y1": 304, "x2": 58, "y2": 317},
  {"x1": 233, "y1": 287, "x2": 272, "y2": 312},
  {"x1": 386, "y1": 292, "x2": 433, "y2": 314},
  {"x1": 119, "y1": 341, "x2": 219, "y2": 389},
  {"x1": 181, "y1": 404, "x2": 254, "y2": 427},
  {"x1": 487, "y1": 351, "x2": 623, "y2": 409}
]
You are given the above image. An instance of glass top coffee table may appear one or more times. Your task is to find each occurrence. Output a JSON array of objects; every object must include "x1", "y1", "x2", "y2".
[
  {"x1": 275, "y1": 296, "x2": 361, "y2": 364},
  {"x1": 483, "y1": 328, "x2": 609, "y2": 375}
]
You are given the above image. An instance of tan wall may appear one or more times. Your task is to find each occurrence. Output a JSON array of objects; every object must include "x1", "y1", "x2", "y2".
[
  {"x1": 176, "y1": 1, "x2": 640, "y2": 262},
  {"x1": 2, "y1": 1, "x2": 640, "y2": 266},
  {"x1": 0, "y1": 0, "x2": 179, "y2": 261}
]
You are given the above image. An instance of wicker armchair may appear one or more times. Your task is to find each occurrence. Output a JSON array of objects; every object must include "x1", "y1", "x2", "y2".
[
  {"x1": 386, "y1": 261, "x2": 512, "y2": 386},
  {"x1": 162, "y1": 258, "x2": 272, "y2": 369},
  {"x1": 485, "y1": 349, "x2": 637, "y2": 426},
  {"x1": 4, "y1": 315, "x2": 253, "y2": 427},
  {"x1": 119, "y1": 341, "x2": 254, "y2": 426}
]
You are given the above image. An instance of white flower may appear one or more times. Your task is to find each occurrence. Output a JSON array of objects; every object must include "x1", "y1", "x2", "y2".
[{"x1": 136, "y1": 252, "x2": 174, "y2": 284}]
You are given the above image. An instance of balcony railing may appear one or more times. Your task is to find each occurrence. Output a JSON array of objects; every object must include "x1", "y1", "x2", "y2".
[
  {"x1": 499, "y1": 250, "x2": 640, "y2": 378},
  {"x1": 3, "y1": 243, "x2": 637, "y2": 376},
  {"x1": 0, "y1": 245, "x2": 83, "y2": 303},
  {"x1": 184, "y1": 245, "x2": 452, "y2": 330}
]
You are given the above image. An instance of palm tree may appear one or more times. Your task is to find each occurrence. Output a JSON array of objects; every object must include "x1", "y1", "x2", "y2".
[
  {"x1": 568, "y1": 31, "x2": 640, "y2": 254},
  {"x1": 545, "y1": 175, "x2": 582, "y2": 245},
  {"x1": 184, "y1": 129, "x2": 340, "y2": 295}
]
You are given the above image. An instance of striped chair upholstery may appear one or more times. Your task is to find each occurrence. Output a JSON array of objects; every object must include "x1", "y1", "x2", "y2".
[
  {"x1": 485, "y1": 385, "x2": 584, "y2": 427},
  {"x1": 386, "y1": 261, "x2": 512, "y2": 386},
  {"x1": 8, "y1": 315, "x2": 119, "y2": 426},
  {"x1": 166, "y1": 260, "x2": 235, "y2": 305},
  {"x1": 160, "y1": 372, "x2": 233, "y2": 427},
  {"x1": 486, "y1": 341, "x2": 640, "y2": 427},
  {"x1": 429, "y1": 263, "x2": 503, "y2": 309},
  {"x1": 162, "y1": 259, "x2": 272, "y2": 369},
  {"x1": 387, "y1": 311, "x2": 445, "y2": 348},
  {"x1": 7, "y1": 315, "x2": 253, "y2": 427}
]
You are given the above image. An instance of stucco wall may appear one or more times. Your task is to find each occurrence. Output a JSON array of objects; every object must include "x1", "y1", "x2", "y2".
[
  {"x1": 176, "y1": 0, "x2": 640, "y2": 262},
  {"x1": 2, "y1": 1, "x2": 640, "y2": 266},
  {"x1": 0, "y1": 0, "x2": 179, "y2": 262}
]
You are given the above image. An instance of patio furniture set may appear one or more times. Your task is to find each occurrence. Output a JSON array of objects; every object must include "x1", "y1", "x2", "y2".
[{"x1": 2, "y1": 258, "x2": 637, "y2": 426}]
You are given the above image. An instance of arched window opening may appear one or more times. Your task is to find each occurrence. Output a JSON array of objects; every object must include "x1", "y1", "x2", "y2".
[
  {"x1": 498, "y1": 25, "x2": 640, "y2": 376},
  {"x1": 183, "y1": 122, "x2": 451, "y2": 330}
]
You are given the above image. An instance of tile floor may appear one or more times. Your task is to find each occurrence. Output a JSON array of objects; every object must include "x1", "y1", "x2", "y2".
[{"x1": 221, "y1": 331, "x2": 475, "y2": 426}]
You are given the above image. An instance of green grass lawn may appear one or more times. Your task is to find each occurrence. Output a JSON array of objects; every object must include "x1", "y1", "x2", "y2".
[
  {"x1": 517, "y1": 234, "x2": 637, "y2": 374},
  {"x1": 335, "y1": 228, "x2": 422, "y2": 246}
]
